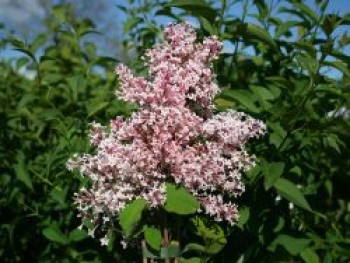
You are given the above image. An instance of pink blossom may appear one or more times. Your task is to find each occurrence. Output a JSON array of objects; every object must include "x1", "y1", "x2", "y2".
[{"x1": 67, "y1": 22, "x2": 265, "y2": 240}]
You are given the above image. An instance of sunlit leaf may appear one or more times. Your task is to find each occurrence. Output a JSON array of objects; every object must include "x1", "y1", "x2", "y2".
[
  {"x1": 119, "y1": 198, "x2": 147, "y2": 237},
  {"x1": 165, "y1": 184, "x2": 199, "y2": 215},
  {"x1": 144, "y1": 226, "x2": 162, "y2": 250}
]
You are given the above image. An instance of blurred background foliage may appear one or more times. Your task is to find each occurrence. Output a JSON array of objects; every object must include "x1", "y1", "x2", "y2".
[{"x1": 0, "y1": 0, "x2": 350, "y2": 262}]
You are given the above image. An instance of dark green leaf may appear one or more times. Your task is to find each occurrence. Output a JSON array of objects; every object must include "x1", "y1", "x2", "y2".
[
  {"x1": 13, "y1": 48, "x2": 36, "y2": 62},
  {"x1": 14, "y1": 152, "x2": 33, "y2": 190},
  {"x1": 273, "y1": 178, "x2": 312, "y2": 211},
  {"x1": 269, "y1": 234, "x2": 311, "y2": 255},
  {"x1": 50, "y1": 186, "x2": 68, "y2": 206},
  {"x1": 69, "y1": 229, "x2": 88, "y2": 242},
  {"x1": 43, "y1": 224, "x2": 70, "y2": 245},
  {"x1": 263, "y1": 162, "x2": 285, "y2": 190},
  {"x1": 237, "y1": 207, "x2": 250, "y2": 229}
]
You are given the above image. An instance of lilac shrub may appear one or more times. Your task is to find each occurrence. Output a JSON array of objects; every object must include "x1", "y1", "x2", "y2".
[{"x1": 67, "y1": 22, "x2": 265, "y2": 246}]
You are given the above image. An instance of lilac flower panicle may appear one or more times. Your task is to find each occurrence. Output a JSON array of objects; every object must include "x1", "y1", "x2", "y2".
[{"x1": 67, "y1": 22, "x2": 266, "y2": 245}]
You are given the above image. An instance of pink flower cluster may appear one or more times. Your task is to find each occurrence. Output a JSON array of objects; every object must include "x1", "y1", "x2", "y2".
[{"x1": 67, "y1": 22, "x2": 265, "y2": 245}]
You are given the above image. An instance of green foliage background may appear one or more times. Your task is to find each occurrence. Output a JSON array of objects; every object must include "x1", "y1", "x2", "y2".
[{"x1": 1, "y1": 0, "x2": 350, "y2": 262}]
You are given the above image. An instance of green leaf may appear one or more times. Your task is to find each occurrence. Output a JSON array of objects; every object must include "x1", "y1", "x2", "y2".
[
  {"x1": 116, "y1": 4, "x2": 128, "y2": 13},
  {"x1": 43, "y1": 224, "x2": 70, "y2": 245},
  {"x1": 69, "y1": 229, "x2": 88, "y2": 242},
  {"x1": 273, "y1": 217, "x2": 285, "y2": 233},
  {"x1": 268, "y1": 121, "x2": 287, "y2": 148},
  {"x1": 322, "y1": 14, "x2": 342, "y2": 36},
  {"x1": 263, "y1": 162, "x2": 285, "y2": 190},
  {"x1": 182, "y1": 243, "x2": 206, "y2": 254},
  {"x1": 251, "y1": 85, "x2": 275, "y2": 110},
  {"x1": 31, "y1": 34, "x2": 48, "y2": 52},
  {"x1": 276, "y1": 21, "x2": 301, "y2": 37},
  {"x1": 340, "y1": 13, "x2": 350, "y2": 25},
  {"x1": 294, "y1": 42, "x2": 317, "y2": 56},
  {"x1": 16, "y1": 57, "x2": 29, "y2": 69},
  {"x1": 325, "y1": 134, "x2": 342, "y2": 153},
  {"x1": 238, "y1": 23, "x2": 277, "y2": 49},
  {"x1": 251, "y1": 85, "x2": 275, "y2": 101},
  {"x1": 50, "y1": 186, "x2": 68, "y2": 206},
  {"x1": 179, "y1": 258, "x2": 201, "y2": 263},
  {"x1": 220, "y1": 89, "x2": 259, "y2": 113},
  {"x1": 237, "y1": 207, "x2": 250, "y2": 229},
  {"x1": 123, "y1": 17, "x2": 143, "y2": 33},
  {"x1": 292, "y1": 1, "x2": 318, "y2": 22},
  {"x1": 13, "y1": 48, "x2": 36, "y2": 63},
  {"x1": 164, "y1": 0, "x2": 217, "y2": 23},
  {"x1": 290, "y1": 166, "x2": 302, "y2": 176},
  {"x1": 296, "y1": 54, "x2": 319, "y2": 74},
  {"x1": 144, "y1": 226, "x2": 162, "y2": 250},
  {"x1": 269, "y1": 234, "x2": 311, "y2": 255},
  {"x1": 155, "y1": 7, "x2": 183, "y2": 22},
  {"x1": 88, "y1": 101, "x2": 109, "y2": 117},
  {"x1": 301, "y1": 248, "x2": 320, "y2": 263},
  {"x1": 52, "y1": 5, "x2": 66, "y2": 23},
  {"x1": 199, "y1": 17, "x2": 217, "y2": 35},
  {"x1": 42, "y1": 73, "x2": 63, "y2": 85},
  {"x1": 214, "y1": 97, "x2": 236, "y2": 110},
  {"x1": 14, "y1": 152, "x2": 33, "y2": 190},
  {"x1": 119, "y1": 198, "x2": 147, "y2": 237},
  {"x1": 39, "y1": 59, "x2": 58, "y2": 71},
  {"x1": 192, "y1": 217, "x2": 226, "y2": 254},
  {"x1": 67, "y1": 74, "x2": 84, "y2": 90},
  {"x1": 165, "y1": 184, "x2": 200, "y2": 215},
  {"x1": 278, "y1": 7, "x2": 311, "y2": 27},
  {"x1": 67, "y1": 74, "x2": 86, "y2": 101},
  {"x1": 273, "y1": 178, "x2": 312, "y2": 211},
  {"x1": 207, "y1": 235, "x2": 226, "y2": 255}
]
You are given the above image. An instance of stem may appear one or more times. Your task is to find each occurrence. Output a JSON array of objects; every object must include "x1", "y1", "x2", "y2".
[
  {"x1": 164, "y1": 227, "x2": 170, "y2": 263},
  {"x1": 163, "y1": 227, "x2": 169, "y2": 246}
]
